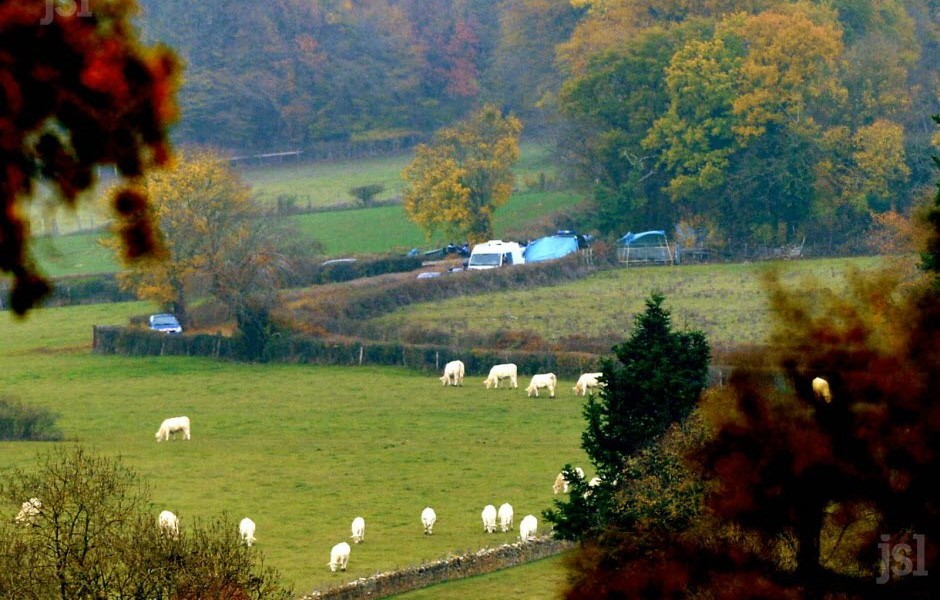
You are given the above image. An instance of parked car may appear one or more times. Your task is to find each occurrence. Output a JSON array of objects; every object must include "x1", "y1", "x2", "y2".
[{"x1": 148, "y1": 313, "x2": 182, "y2": 334}]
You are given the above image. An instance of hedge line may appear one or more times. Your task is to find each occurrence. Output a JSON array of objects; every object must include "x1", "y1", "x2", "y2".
[
  {"x1": 91, "y1": 327, "x2": 602, "y2": 378},
  {"x1": 0, "y1": 255, "x2": 425, "y2": 311},
  {"x1": 300, "y1": 537, "x2": 573, "y2": 600},
  {"x1": 287, "y1": 254, "x2": 424, "y2": 287},
  {"x1": 0, "y1": 273, "x2": 136, "y2": 310}
]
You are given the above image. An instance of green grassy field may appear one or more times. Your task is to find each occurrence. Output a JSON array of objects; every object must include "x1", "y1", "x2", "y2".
[
  {"x1": 367, "y1": 256, "x2": 899, "y2": 349},
  {"x1": 0, "y1": 302, "x2": 588, "y2": 597},
  {"x1": 242, "y1": 141, "x2": 560, "y2": 209}
]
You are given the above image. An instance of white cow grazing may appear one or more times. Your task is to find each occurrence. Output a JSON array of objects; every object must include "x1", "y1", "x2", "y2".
[
  {"x1": 497, "y1": 503, "x2": 514, "y2": 533},
  {"x1": 350, "y1": 516, "x2": 365, "y2": 544},
  {"x1": 421, "y1": 506, "x2": 437, "y2": 535},
  {"x1": 483, "y1": 363, "x2": 518, "y2": 389},
  {"x1": 158, "y1": 510, "x2": 180, "y2": 539},
  {"x1": 439, "y1": 360, "x2": 465, "y2": 386},
  {"x1": 812, "y1": 377, "x2": 832, "y2": 403},
  {"x1": 239, "y1": 517, "x2": 257, "y2": 547},
  {"x1": 328, "y1": 541, "x2": 351, "y2": 572},
  {"x1": 15, "y1": 497, "x2": 42, "y2": 525},
  {"x1": 553, "y1": 467, "x2": 585, "y2": 494},
  {"x1": 583, "y1": 476, "x2": 602, "y2": 499},
  {"x1": 481, "y1": 504, "x2": 497, "y2": 533},
  {"x1": 155, "y1": 416, "x2": 191, "y2": 442},
  {"x1": 573, "y1": 372, "x2": 603, "y2": 396},
  {"x1": 526, "y1": 373, "x2": 557, "y2": 398},
  {"x1": 519, "y1": 514, "x2": 538, "y2": 542}
]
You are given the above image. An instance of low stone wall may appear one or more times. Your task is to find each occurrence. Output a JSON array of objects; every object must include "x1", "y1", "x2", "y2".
[{"x1": 300, "y1": 536, "x2": 573, "y2": 600}]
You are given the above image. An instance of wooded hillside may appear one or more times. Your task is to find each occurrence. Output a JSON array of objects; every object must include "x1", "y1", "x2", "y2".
[{"x1": 136, "y1": 0, "x2": 938, "y2": 249}]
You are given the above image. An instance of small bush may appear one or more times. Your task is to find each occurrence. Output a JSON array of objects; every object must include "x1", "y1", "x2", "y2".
[
  {"x1": 0, "y1": 396, "x2": 64, "y2": 441},
  {"x1": 348, "y1": 183, "x2": 385, "y2": 206}
]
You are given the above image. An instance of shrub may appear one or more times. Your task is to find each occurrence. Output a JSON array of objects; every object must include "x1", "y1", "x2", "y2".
[
  {"x1": 0, "y1": 446, "x2": 291, "y2": 600},
  {"x1": 0, "y1": 396, "x2": 64, "y2": 441},
  {"x1": 348, "y1": 183, "x2": 385, "y2": 206}
]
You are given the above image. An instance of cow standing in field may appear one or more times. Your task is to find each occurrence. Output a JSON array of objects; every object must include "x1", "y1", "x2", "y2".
[
  {"x1": 439, "y1": 360, "x2": 465, "y2": 386},
  {"x1": 155, "y1": 416, "x2": 190, "y2": 442},
  {"x1": 526, "y1": 373, "x2": 557, "y2": 398},
  {"x1": 573, "y1": 372, "x2": 603, "y2": 396},
  {"x1": 483, "y1": 364, "x2": 518, "y2": 389}
]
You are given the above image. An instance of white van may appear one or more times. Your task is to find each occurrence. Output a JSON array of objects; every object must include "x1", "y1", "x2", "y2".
[{"x1": 466, "y1": 240, "x2": 526, "y2": 270}]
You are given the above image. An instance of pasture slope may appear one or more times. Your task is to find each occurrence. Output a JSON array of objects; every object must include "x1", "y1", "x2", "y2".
[
  {"x1": 0, "y1": 302, "x2": 588, "y2": 597},
  {"x1": 368, "y1": 256, "x2": 895, "y2": 350}
]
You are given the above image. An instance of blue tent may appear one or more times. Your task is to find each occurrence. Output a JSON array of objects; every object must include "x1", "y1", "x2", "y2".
[
  {"x1": 617, "y1": 230, "x2": 673, "y2": 264},
  {"x1": 523, "y1": 233, "x2": 581, "y2": 263},
  {"x1": 618, "y1": 230, "x2": 666, "y2": 246}
]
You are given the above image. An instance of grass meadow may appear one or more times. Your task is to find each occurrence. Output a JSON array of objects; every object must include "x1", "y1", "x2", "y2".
[
  {"x1": 0, "y1": 302, "x2": 587, "y2": 597},
  {"x1": 242, "y1": 141, "x2": 560, "y2": 209},
  {"x1": 367, "y1": 256, "x2": 898, "y2": 350}
]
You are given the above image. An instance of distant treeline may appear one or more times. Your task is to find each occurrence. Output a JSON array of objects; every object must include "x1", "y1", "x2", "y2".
[{"x1": 137, "y1": 1, "x2": 937, "y2": 251}]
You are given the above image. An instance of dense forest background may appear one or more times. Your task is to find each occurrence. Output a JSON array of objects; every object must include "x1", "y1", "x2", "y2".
[{"x1": 137, "y1": 0, "x2": 938, "y2": 249}]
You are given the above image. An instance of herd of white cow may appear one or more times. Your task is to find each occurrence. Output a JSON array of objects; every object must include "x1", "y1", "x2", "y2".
[
  {"x1": 443, "y1": 359, "x2": 604, "y2": 400},
  {"x1": 12, "y1": 364, "x2": 610, "y2": 577}
]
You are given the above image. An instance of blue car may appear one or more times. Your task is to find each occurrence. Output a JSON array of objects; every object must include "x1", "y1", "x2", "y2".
[{"x1": 148, "y1": 313, "x2": 182, "y2": 334}]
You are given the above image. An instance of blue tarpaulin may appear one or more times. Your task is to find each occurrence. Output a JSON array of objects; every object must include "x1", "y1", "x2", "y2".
[{"x1": 523, "y1": 234, "x2": 580, "y2": 263}]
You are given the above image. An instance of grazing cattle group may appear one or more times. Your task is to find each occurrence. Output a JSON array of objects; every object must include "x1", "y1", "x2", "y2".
[
  {"x1": 441, "y1": 360, "x2": 604, "y2": 401},
  {"x1": 9, "y1": 360, "x2": 623, "y2": 580}
]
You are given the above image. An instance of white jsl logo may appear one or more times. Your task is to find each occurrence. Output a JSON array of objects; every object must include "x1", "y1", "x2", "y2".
[
  {"x1": 40, "y1": 0, "x2": 92, "y2": 25},
  {"x1": 876, "y1": 533, "x2": 929, "y2": 584}
]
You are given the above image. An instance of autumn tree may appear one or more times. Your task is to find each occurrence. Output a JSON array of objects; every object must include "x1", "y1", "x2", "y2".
[
  {"x1": 0, "y1": 445, "x2": 291, "y2": 599},
  {"x1": 403, "y1": 104, "x2": 521, "y2": 243},
  {"x1": 545, "y1": 293, "x2": 710, "y2": 541},
  {"x1": 109, "y1": 149, "x2": 309, "y2": 345},
  {"x1": 0, "y1": 0, "x2": 178, "y2": 314}
]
